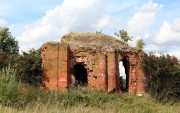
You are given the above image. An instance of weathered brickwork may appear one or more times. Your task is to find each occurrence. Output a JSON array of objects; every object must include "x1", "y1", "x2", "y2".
[{"x1": 41, "y1": 32, "x2": 147, "y2": 95}]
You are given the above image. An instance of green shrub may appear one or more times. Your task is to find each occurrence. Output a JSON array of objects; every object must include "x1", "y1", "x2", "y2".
[
  {"x1": 0, "y1": 66, "x2": 44, "y2": 109},
  {"x1": 15, "y1": 49, "x2": 43, "y2": 86},
  {"x1": 0, "y1": 66, "x2": 21, "y2": 108},
  {"x1": 142, "y1": 54, "x2": 180, "y2": 101},
  {"x1": 120, "y1": 76, "x2": 126, "y2": 91}
]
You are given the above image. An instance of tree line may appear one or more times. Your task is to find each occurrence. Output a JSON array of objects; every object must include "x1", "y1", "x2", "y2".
[
  {"x1": 0, "y1": 27, "x2": 43, "y2": 86},
  {"x1": 0, "y1": 27, "x2": 179, "y2": 101}
]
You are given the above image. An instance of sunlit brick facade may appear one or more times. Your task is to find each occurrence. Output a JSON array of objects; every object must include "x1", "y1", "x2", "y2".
[{"x1": 41, "y1": 32, "x2": 147, "y2": 95}]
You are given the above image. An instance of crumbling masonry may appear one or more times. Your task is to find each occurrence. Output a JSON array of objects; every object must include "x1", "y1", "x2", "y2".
[{"x1": 41, "y1": 32, "x2": 147, "y2": 95}]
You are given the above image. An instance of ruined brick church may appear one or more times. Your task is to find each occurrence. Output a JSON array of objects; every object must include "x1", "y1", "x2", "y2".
[{"x1": 41, "y1": 32, "x2": 146, "y2": 95}]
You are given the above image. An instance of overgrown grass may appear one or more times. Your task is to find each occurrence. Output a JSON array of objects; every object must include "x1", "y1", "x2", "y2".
[
  {"x1": 0, "y1": 89, "x2": 180, "y2": 113},
  {"x1": 0, "y1": 66, "x2": 180, "y2": 113},
  {"x1": 0, "y1": 66, "x2": 21, "y2": 108}
]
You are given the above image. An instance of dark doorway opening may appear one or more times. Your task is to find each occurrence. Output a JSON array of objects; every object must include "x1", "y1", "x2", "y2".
[
  {"x1": 74, "y1": 64, "x2": 87, "y2": 86},
  {"x1": 119, "y1": 59, "x2": 130, "y2": 92}
]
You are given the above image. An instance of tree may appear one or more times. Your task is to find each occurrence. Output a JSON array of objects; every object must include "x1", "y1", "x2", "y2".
[
  {"x1": 142, "y1": 54, "x2": 180, "y2": 101},
  {"x1": 114, "y1": 29, "x2": 133, "y2": 45},
  {"x1": 136, "y1": 39, "x2": 145, "y2": 49},
  {"x1": 0, "y1": 27, "x2": 19, "y2": 69},
  {"x1": 15, "y1": 49, "x2": 43, "y2": 86},
  {"x1": 0, "y1": 27, "x2": 19, "y2": 54}
]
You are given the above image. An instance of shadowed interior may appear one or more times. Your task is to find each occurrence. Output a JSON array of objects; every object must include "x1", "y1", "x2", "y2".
[{"x1": 74, "y1": 64, "x2": 87, "y2": 86}]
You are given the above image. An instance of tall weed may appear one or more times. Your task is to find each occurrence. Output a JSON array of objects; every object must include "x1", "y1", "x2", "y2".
[{"x1": 0, "y1": 66, "x2": 21, "y2": 108}]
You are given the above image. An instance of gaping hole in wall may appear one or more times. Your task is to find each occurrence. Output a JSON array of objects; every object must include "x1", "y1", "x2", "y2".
[
  {"x1": 119, "y1": 59, "x2": 130, "y2": 92},
  {"x1": 73, "y1": 63, "x2": 87, "y2": 86}
]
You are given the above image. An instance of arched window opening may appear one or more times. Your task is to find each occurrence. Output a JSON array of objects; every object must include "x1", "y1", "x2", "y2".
[{"x1": 119, "y1": 59, "x2": 130, "y2": 92}]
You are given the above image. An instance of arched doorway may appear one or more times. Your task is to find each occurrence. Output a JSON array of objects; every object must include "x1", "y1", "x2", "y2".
[
  {"x1": 73, "y1": 63, "x2": 87, "y2": 86},
  {"x1": 119, "y1": 59, "x2": 130, "y2": 92}
]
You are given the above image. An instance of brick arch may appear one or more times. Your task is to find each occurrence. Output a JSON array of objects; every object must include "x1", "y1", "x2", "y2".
[{"x1": 69, "y1": 50, "x2": 95, "y2": 88}]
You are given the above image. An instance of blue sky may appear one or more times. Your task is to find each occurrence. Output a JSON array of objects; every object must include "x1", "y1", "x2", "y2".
[{"x1": 0, "y1": 0, "x2": 180, "y2": 57}]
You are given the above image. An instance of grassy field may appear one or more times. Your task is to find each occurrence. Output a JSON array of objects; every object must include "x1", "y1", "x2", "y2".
[
  {"x1": 0, "y1": 67, "x2": 179, "y2": 113},
  {"x1": 0, "y1": 87, "x2": 179, "y2": 113}
]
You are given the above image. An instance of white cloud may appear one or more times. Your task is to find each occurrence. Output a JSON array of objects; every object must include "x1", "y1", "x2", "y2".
[
  {"x1": 143, "y1": 43, "x2": 180, "y2": 58},
  {"x1": 92, "y1": 14, "x2": 113, "y2": 29},
  {"x1": 0, "y1": 19, "x2": 8, "y2": 26},
  {"x1": 127, "y1": 1, "x2": 163, "y2": 35},
  {"x1": 17, "y1": 0, "x2": 112, "y2": 51},
  {"x1": 172, "y1": 19, "x2": 180, "y2": 32},
  {"x1": 154, "y1": 19, "x2": 180, "y2": 45},
  {"x1": 167, "y1": 49, "x2": 180, "y2": 58},
  {"x1": 144, "y1": 44, "x2": 162, "y2": 52}
]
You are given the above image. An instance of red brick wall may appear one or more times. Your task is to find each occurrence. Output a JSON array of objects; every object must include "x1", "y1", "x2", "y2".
[
  {"x1": 41, "y1": 43, "x2": 147, "y2": 95},
  {"x1": 107, "y1": 52, "x2": 118, "y2": 92},
  {"x1": 97, "y1": 52, "x2": 107, "y2": 90},
  {"x1": 41, "y1": 43, "x2": 59, "y2": 90},
  {"x1": 57, "y1": 44, "x2": 69, "y2": 92}
]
